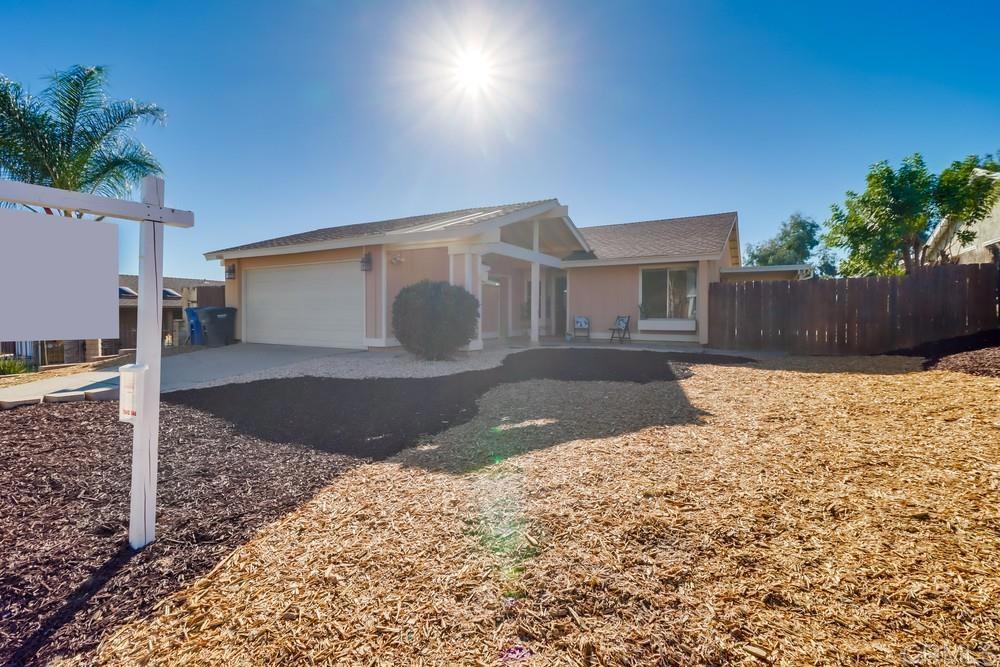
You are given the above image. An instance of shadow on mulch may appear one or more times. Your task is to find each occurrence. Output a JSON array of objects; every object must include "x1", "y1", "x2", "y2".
[
  {"x1": 889, "y1": 329, "x2": 1000, "y2": 376},
  {"x1": 0, "y1": 402, "x2": 359, "y2": 667},
  {"x1": 167, "y1": 348, "x2": 749, "y2": 463}
]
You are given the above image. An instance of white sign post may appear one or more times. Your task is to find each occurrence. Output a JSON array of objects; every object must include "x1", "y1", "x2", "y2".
[{"x1": 0, "y1": 176, "x2": 194, "y2": 550}]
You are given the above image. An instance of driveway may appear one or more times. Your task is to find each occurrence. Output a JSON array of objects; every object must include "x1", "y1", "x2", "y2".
[{"x1": 0, "y1": 344, "x2": 358, "y2": 402}]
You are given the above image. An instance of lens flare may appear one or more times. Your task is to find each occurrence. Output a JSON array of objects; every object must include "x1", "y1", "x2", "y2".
[{"x1": 386, "y1": 2, "x2": 561, "y2": 152}]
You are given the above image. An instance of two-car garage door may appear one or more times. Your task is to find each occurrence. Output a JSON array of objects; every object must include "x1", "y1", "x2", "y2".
[{"x1": 243, "y1": 262, "x2": 364, "y2": 348}]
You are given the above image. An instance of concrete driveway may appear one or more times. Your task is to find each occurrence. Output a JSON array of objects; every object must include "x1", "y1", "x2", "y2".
[{"x1": 0, "y1": 344, "x2": 358, "y2": 403}]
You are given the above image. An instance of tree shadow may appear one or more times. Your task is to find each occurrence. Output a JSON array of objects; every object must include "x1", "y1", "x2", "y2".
[
  {"x1": 395, "y1": 377, "x2": 709, "y2": 475},
  {"x1": 166, "y1": 348, "x2": 722, "y2": 464}
]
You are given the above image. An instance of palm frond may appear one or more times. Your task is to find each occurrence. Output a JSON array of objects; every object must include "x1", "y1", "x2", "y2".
[
  {"x1": 41, "y1": 65, "x2": 107, "y2": 161},
  {"x1": 0, "y1": 75, "x2": 59, "y2": 184},
  {"x1": 80, "y1": 140, "x2": 161, "y2": 198},
  {"x1": 69, "y1": 98, "x2": 165, "y2": 178}
]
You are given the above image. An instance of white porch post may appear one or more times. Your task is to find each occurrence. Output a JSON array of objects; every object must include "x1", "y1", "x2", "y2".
[
  {"x1": 530, "y1": 219, "x2": 541, "y2": 343},
  {"x1": 450, "y1": 247, "x2": 484, "y2": 351},
  {"x1": 129, "y1": 176, "x2": 165, "y2": 549},
  {"x1": 467, "y1": 252, "x2": 483, "y2": 350},
  {"x1": 540, "y1": 268, "x2": 550, "y2": 336},
  {"x1": 530, "y1": 261, "x2": 540, "y2": 344}
]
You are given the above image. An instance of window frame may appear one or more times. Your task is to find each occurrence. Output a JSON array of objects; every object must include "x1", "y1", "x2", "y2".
[{"x1": 637, "y1": 263, "x2": 699, "y2": 331}]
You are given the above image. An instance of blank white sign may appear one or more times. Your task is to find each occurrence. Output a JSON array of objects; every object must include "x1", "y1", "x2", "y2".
[{"x1": 0, "y1": 209, "x2": 119, "y2": 341}]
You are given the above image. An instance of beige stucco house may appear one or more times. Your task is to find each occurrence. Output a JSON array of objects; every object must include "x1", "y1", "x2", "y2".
[
  {"x1": 206, "y1": 200, "x2": 779, "y2": 350},
  {"x1": 925, "y1": 171, "x2": 1000, "y2": 265}
]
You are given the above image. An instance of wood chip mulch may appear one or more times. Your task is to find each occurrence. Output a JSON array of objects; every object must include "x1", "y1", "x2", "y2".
[
  {"x1": 87, "y1": 355, "x2": 1000, "y2": 666},
  {"x1": 0, "y1": 401, "x2": 360, "y2": 667},
  {"x1": 926, "y1": 344, "x2": 1000, "y2": 377}
]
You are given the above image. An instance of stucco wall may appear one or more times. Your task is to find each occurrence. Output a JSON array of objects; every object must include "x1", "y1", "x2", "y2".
[
  {"x1": 567, "y1": 263, "x2": 705, "y2": 343},
  {"x1": 953, "y1": 202, "x2": 1000, "y2": 264},
  {"x1": 386, "y1": 247, "x2": 449, "y2": 306}
]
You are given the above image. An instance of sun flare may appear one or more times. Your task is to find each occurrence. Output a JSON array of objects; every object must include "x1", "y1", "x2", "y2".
[
  {"x1": 452, "y1": 48, "x2": 495, "y2": 95},
  {"x1": 389, "y1": 2, "x2": 560, "y2": 149}
]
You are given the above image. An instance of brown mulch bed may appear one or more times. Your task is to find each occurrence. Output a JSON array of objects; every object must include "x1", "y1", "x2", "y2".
[
  {"x1": 892, "y1": 329, "x2": 1000, "y2": 377},
  {"x1": 166, "y1": 348, "x2": 746, "y2": 459},
  {"x1": 929, "y1": 344, "x2": 1000, "y2": 377},
  {"x1": 91, "y1": 355, "x2": 1000, "y2": 666},
  {"x1": 0, "y1": 401, "x2": 359, "y2": 666}
]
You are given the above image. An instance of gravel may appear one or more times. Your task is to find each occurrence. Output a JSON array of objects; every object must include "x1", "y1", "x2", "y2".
[{"x1": 179, "y1": 344, "x2": 754, "y2": 390}]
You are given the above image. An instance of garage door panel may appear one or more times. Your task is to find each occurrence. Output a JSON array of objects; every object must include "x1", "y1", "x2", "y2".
[{"x1": 244, "y1": 263, "x2": 363, "y2": 348}]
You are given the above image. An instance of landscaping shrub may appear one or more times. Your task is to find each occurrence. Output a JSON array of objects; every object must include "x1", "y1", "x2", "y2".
[
  {"x1": 0, "y1": 358, "x2": 30, "y2": 375},
  {"x1": 392, "y1": 280, "x2": 479, "y2": 360}
]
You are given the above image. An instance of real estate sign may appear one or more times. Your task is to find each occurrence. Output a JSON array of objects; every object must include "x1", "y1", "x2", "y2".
[{"x1": 1, "y1": 209, "x2": 118, "y2": 341}]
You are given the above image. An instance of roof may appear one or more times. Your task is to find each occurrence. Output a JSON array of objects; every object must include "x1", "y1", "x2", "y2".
[
  {"x1": 571, "y1": 212, "x2": 738, "y2": 261},
  {"x1": 119, "y1": 274, "x2": 223, "y2": 307},
  {"x1": 207, "y1": 200, "x2": 557, "y2": 257},
  {"x1": 720, "y1": 264, "x2": 811, "y2": 273}
]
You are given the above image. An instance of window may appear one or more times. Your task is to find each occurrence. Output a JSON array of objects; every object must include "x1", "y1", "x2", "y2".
[
  {"x1": 162, "y1": 288, "x2": 183, "y2": 300},
  {"x1": 640, "y1": 267, "x2": 697, "y2": 319},
  {"x1": 119, "y1": 286, "x2": 138, "y2": 298}
]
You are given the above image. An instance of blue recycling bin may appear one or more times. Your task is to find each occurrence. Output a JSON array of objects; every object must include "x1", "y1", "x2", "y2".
[{"x1": 185, "y1": 307, "x2": 205, "y2": 345}]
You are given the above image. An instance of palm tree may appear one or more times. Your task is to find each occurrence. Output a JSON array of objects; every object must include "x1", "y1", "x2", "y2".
[{"x1": 0, "y1": 65, "x2": 164, "y2": 215}]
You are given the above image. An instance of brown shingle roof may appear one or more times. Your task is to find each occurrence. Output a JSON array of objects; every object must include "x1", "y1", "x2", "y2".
[
  {"x1": 208, "y1": 200, "x2": 556, "y2": 256},
  {"x1": 118, "y1": 274, "x2": 224, "y2": 307},
  {"x1": 576, "y1": 212, "x2": 738, "y2": 261}
]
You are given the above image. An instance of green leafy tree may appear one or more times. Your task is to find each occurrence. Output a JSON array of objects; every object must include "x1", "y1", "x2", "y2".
[
  {"x1": 825, "y1": 153, "x2": 1000, "y2": 275},
  {"x1": 746, "y1": 212, "x2": 836, "y2": 276},
  {"x1": 0, "y1": 65, "x2": 164, "y2": 213},
  {"x1": 746, "y1": 212, "x2": 817, "y2": 265}
]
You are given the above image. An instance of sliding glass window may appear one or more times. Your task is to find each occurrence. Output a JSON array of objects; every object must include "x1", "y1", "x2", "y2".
[{"x1": 640, "y1": 267, "x2": 697, "y2": 319}]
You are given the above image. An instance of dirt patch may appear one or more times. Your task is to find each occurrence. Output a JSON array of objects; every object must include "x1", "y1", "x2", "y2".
[
  {"x1": 0, "y1": 401, "x2": 358, "y2": 667},
  {"x1": 166, "y1": 348, "x2": 748, "y2": 460}
]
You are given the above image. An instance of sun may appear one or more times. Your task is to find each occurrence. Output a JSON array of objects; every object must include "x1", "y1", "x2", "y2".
[
  {"x1": 452, "y1": 48, "x2": 495, "y2": 95},
  {"x1": 388, "y1": 2, "x2": 562, "y2": 149}
]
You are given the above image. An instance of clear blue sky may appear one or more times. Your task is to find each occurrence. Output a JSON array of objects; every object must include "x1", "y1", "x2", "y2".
[{"x1": 4, "y1": 0, "x2": 999, "y2": 278}]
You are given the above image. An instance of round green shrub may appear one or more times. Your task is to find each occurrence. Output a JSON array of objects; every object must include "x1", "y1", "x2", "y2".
[{"x1": 392, "y1": 280, "x2": 479, "y2": 360}]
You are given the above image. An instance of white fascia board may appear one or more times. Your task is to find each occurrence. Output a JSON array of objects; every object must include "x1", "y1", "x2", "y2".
[
  {"x1": 0, "y1": 179, "x2": 194, "y2": 227},
  {"x1": 561, "y1": 254, "x2": 717, "y2": 268},
  {"x1": 206, "y1": 227, "x2": 479, "y2": 261},
  {"x1": 205, "y1": 200, "x2": 563, "y2": 261},
  {"x1": 720, "y1": 264, "x2": 813, "y2": 273},
  {"x1": 472, "y1": 242, "x2": 563, "y2": 268}
]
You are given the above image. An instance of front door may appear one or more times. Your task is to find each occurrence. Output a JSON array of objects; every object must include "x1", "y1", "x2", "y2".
[{"x1": 554, "y1": 275, "x2": 567, "y2": 336}]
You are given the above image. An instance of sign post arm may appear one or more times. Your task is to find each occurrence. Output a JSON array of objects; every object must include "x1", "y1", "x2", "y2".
[{"x1": 128, "y1": 176, "x2": 165, "y2": 550}]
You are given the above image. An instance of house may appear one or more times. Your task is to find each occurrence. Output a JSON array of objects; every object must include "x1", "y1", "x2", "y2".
[
  {"x1": 925, "y1": 170, "x2": 1000, "y2": 264},
  {"x1": 5, "y1": 275, "x2": 224, "y2": 364},
  {"x1": 205, "y1": 200, "x2": 801, "y2": 349},
  {"x1": 109, "y1": 274, "x2": 225, "y2": 353}
]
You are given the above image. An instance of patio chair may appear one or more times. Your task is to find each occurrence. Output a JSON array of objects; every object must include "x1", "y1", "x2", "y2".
[
  {"x1": 609, "y1": 315, "x2": 631, "y2": 344},
  {"x1": 573, "y1": 316, "x2": 591, "y2": 340}
]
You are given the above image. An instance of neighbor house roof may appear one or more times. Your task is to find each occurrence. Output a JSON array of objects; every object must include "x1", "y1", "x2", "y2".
[
  {"x1": 118, "y1": 274, "x2": 223, "y2": 307},
  {"x1": 206, "y1": 200, "x2": 557, "y2": 258},
  {"x1": 569, "y1": 212, "x2": 738, "y2": 262}
]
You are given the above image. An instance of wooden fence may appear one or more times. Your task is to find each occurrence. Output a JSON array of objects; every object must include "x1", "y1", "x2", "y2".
[{"x1": 707, "y1": 262, "x2": 1000, "y2": 354}]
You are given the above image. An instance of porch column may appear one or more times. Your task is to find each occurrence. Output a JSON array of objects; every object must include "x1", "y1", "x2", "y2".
[
  {"x1": 540, "y1": 267, "x2": 549, "y2": 336},
  {"x1": 531, "y1": 219, "x2": 541, "y2": 343},
  {"x1": 451, "y1": 248, "x2": 484, "y2": 351},
  {"x1": 530, "y1": 261, "x2": 540, "y2": 344}
]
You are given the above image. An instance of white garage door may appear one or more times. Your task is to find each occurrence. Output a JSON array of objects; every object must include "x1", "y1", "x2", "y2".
[{"x1": 243, "y1": 262, "x2": 363, "y2": 348}]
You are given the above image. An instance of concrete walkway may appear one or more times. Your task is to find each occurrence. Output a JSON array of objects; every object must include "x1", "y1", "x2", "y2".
[{"x1": 0, "y1": 344, "x2": 356, "y2": 404}]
